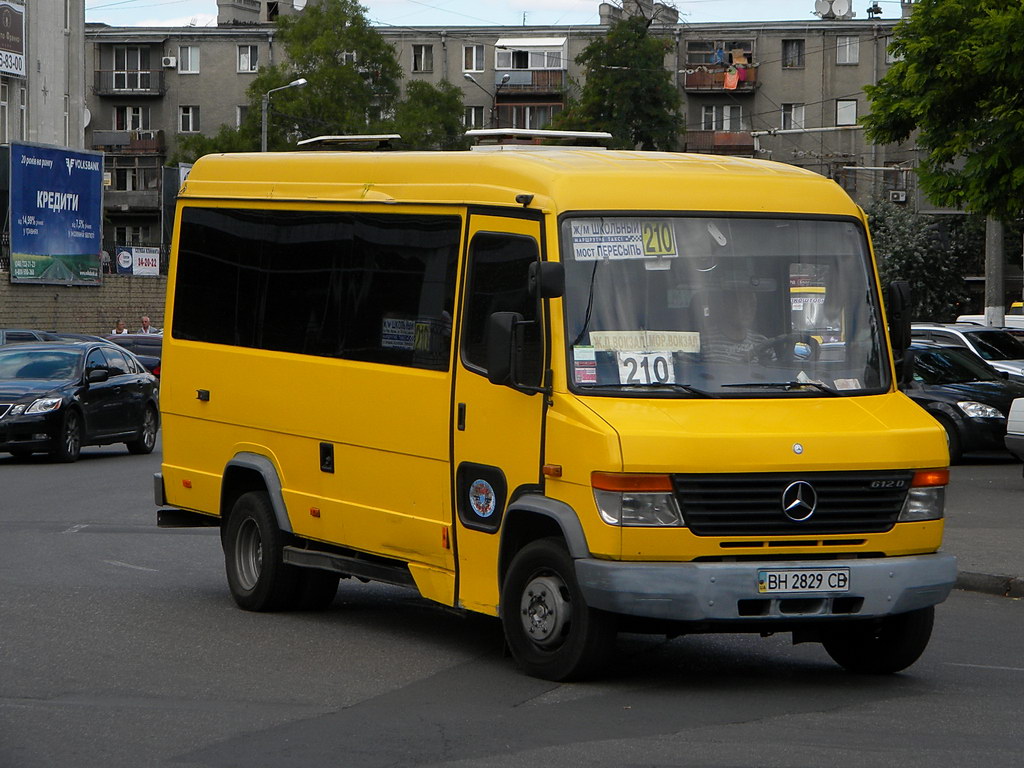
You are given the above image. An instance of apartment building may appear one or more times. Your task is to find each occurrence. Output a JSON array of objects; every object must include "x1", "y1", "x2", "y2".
[{"x1": 82, "y1": 0, "x2": 916, "y2": 256}]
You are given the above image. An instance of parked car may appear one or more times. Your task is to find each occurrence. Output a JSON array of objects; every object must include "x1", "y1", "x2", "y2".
[
  {"x1": 903, "y1": 341, "x2": 1024, "y2": 462},
  {"x1": 0, "y1": 329, "x2": 62, "y2": 345},
  {"x1": 956, "y1": 300, "x2": 1024, "y2": 328},
  {"x1": 105, "y1": 333, "x2": 162, "y2": 377},
  {"x1": 911, "y1": 323, "x2": 1024, "y2": 381},
  {"x1": 0, "y1": 341, "x2": 159, "y2": 462}
]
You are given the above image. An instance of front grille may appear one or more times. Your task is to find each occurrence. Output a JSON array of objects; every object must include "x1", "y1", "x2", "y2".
[{"x1": 673, "y1": 471, "x2": 912, "y2": 536}]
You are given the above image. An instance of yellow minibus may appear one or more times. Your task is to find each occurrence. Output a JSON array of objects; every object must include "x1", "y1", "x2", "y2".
[{"x1": 156, "y1": 132, "x2": 956, "y2": 680}]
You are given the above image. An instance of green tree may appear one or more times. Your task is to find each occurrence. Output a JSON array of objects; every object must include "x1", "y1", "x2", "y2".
[
  {"x1": 867, "y1": 197, "x2": 984, "y2": 320},
  {"x1": 863, "y1": 1, "x2": 1024, "y2": 220},
  {"x1": 392, "y1": 81, "x2": 469, "y2": 150},
  {"x1": 551, "y1": 16, "x2": 682, "y2": 150}
]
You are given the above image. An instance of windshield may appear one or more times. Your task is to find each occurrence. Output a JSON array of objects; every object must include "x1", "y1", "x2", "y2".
[
  {"x1": 560, "y1": 215, "x2": 887, "y2": 396},
  {"x1": 963, "y1": 330, "x2": 1024, "y2": 361},
  {"x1": 912, "y1": 347, "x2": 1001, "y2": 385},
  {"x1": 0, "y1": 349, "x2": 81, "y2": 380}
]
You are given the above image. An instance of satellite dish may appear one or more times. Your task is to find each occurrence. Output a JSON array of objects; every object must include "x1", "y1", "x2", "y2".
[
  {"x1": 814, "y1": 0, "x2": 830, "y2": 15},
  {"x1": 83, "y1": 107, "x2": 91, "y2": 128},
  {"x1": 832, "y1": 0, "x2": 851, "y2": 17},
  {"x1": 293, "y1": 0, "x2": 306, "y2": 9}
]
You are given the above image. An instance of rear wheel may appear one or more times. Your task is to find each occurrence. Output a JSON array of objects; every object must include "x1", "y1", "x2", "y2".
[
  {"x1": 50, "y1": 409, "x2": 82, "y2": 463},
  {"x1": 500, "y1": 537, "x2": 616, "y2": 681},
  {"x1": 224, "y1": 491, "x2": 299, "y2": 611},
  {"x1": 126, "y1": 405, "x2": 158, "y2": 455},
  {"x1": 821, "y1": 606, "x2": 935, "y2": 674}
]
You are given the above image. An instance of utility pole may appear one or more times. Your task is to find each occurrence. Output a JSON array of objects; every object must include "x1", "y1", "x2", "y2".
[{"x1": 984, "y1": 216, "x2": 1005, "y2": 326}]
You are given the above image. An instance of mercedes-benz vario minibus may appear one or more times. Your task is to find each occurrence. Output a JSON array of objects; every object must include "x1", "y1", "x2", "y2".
[{"x1": 156, "y1": 135, "x2": 956, "y2": 680}]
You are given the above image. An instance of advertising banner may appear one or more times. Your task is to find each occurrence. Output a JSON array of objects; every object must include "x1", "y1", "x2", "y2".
[
  {"x1": 0, "y1": 2, "x2": 25, "y2": 78},
  {"x1": 116, "y1": 245, "x2": 161, "y2": 276},
  {"x1": 9, "y1": 142, "x2": 104, "y2": 285}
]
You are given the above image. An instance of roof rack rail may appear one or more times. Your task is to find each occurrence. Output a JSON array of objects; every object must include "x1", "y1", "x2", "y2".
[
  {"x1": 466, "y1": 128, "x2": 613, "y2": 149},
  {"x1": 296, "y1": 134, "x2": 402, "y2": 151}
]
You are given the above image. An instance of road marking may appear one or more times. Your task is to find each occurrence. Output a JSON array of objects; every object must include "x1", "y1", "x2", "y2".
[
  {"x1": 103, "y1": 560, "x2": 158, "y2": 572},
  {"x1": 947, "y1": 662, "x2": 1024, "y2": 673},
  {"x1": 61, "y1": 524, "x2": 88, "y2": 534}
]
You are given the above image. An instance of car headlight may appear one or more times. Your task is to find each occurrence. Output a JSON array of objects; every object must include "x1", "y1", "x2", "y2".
[
  {"x1": 898, "y1": 469, "x2": 947, "y2": 522},
  {"x1": 6, "y1": 404, "x2": 26, "y2": 417},
  {"x1": 956, "y1": 401, "x2": 1003, "y2": 419},
  {"x1": 25, "y1": 397, "x2": 63, "y2": 415},
  {"x1": 592, "y1": 472, "x2": 685, "y2": 527}
]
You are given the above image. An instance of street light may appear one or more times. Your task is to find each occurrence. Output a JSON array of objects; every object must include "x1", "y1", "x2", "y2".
[
  {"x1": 261, "y1": 77, "x2": 308, "y2": 152},
  {"x1": 463, "y1": 72, "x2": 510, "y2": 128}
]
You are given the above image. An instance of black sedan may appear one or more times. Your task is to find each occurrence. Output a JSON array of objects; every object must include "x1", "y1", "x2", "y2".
[
  {"x1": 904, "y1": 342, "x2": 1024, "y2": 462},
  {"x1": 0, "y1": 342, "x2": 159, "y2": 462}
]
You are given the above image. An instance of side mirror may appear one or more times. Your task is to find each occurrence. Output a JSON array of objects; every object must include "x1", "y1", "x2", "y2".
[
  {"x1": 887, "y1": 281, "x2": 912, "y2": 383},
  {"x1": 486, "y1": 311, "x2": 521, "y2": 386},
  {"x1": 87, "y1": 368, "x2": 109, "y2": 383},
  {"x1": 528, "y1": 262, "x2": 564, "y2": 299}
]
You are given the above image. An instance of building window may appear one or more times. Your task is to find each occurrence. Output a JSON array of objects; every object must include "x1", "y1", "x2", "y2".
[
  {"x1": 686, "y1": 40, "x2": 753, "y2": 66},
  {"x1": 463, "y1": 44, "x2": 484, "y2": 72},
  {"x1": 702, "y1": 104, "x2": 743, "y2": 131},
  {"x1": 885, "y1": 37, "x2": 903, "y2": 64},
  {"x1": 236, "y1": 105, "x2": 249, "y2": 128},
  {"x1": 238, "y1": 45, "x2": 259, "y2": 73},
  {"x1": 179, "y1": 105, "x2": 200, "y2": 133},
  {"x1": 464, "y1": 105, "x2": 485, "y2": 128},
  {"x1": 178, "y1": 45, "x2": 199, "y2": 73},
  {"x1": 782, "y1": 103, "x2": 805, "y2": 130},
  {"x1": 412, "y1": 44, "x2": 433, "y2": 73},
  {"x1": 110, "y1": 157, "x2": 159, "y2": 192},
  {"x1": 113, "y1": 46, "x2": 152, "y2": 90},
  {"x1": 837, "y1": 36, "x2": 860, "y2": 65},
  {"x1": 782, "y1": 39, "x2": 805, "y2": 68},
  {"x1": 114, "y1": 105, "x2": 150, "y2": 131},
  {"x1": 495, "y1": 48, "x2": 563, "y2": 70},
  {"x1": 836, "y1": 99, "x2": 858, "y2": 126},
  {"x1": 115, "y1": 225, "x2": 151, "y2": 245},
  {"x1": 831, "y1": 164, "x2": 856, "y2": 195},
  {"x1": 496, "y1": 104, "x2": 561, "y2": 130},
  {"x1": 341, "y1": 51, "x2": 357, "y2": 65}
]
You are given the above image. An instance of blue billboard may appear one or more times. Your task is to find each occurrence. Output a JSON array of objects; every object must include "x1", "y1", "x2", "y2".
[{"x1": 9, "y1": 142, "x2": 104, "y2": 285}]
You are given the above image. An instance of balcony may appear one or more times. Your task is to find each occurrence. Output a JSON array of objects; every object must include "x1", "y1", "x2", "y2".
[
  {"x1": 495, "y1": 69, "x2": 567, "y2": 94},
  {"x1": 684, "y1": 130, "x2": 755, "y2": 156},
  {"x1": 683, "y1": 65, "x2": 758, "y2": 93},
  {"x1": 104, "y1": 188, "x2": 161, "y2": 211},
  {"x1": 94, "y1": 69, "x2": 166, "y2": 97},
  {"x1": 91, "y1": 130, "x2": 165, "y2": 155}
]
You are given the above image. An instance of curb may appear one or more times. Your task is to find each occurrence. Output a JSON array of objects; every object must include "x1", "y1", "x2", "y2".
[{"x1": 955, "y1": 571, "x2": 1024, "y2": 598}]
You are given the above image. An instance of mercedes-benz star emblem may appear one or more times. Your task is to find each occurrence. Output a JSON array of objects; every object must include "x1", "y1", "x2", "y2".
[{"x1": 781, "y1": 480, "x2": 817, "y2": 522}]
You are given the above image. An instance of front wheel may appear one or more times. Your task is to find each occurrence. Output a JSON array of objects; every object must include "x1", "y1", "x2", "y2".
[
  {"x1": 223, "y1": 491, "x2": 299, "y2": 611},
  {"x1": 50, "y1": 409, "x2": 82, "y2": 463},
  {"x1": 500, "y1": 538, "x2": 616, "y2": 681},
  {"x1": 821, "y1": 606, "x2": 935, "y2": 674},
  {"x1": 126, "y1": 405, "x2": 159, "y2": 455}
]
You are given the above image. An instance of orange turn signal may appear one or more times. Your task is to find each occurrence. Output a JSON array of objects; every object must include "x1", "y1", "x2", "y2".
[
  {"x1": 591, "y1": 472, "x2": 673, "y2": 492},
  {"x1": 912, "y1": 468, "x2": 949, "y2": 487}
]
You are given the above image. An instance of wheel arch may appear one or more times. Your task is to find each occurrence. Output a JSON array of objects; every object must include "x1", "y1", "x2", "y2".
[
  {"x1": 498, "y1": 494, "x2": 590, "y2": 589},
  {"x1": 221, "y1": 452, "x2": 292, "y2": 534}
]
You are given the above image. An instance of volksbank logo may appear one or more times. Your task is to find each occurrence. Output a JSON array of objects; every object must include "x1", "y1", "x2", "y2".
[{"x1": 65, "y1": 157, "x2": 101, "y2": 175}]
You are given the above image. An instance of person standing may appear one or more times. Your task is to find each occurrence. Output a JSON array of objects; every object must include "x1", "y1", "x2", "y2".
[
  {"x1": 111, "y1": 320, "x2": 129, "y2": 335},
  {"x1": 138, "y1": 316, "x2": 160, "y2": 334}
]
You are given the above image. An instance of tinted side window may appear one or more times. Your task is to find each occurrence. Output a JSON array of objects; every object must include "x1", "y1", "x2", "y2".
[
  {"x1": 85, "y1": 349, "x2": 107, "y2": 373},
  {"x1": 102, "y1": 348, "x2": 131, "y2": 375},
  {"x1": 173, "y1": 209, "x2": 460, "y2": 371},
  {"x1": 463, "y1": 233, "x2": 541, "y2": 383}
]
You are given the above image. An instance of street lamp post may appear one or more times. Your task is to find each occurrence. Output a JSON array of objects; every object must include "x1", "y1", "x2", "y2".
[
  {"x1": 463, "y1": 72, "x2": 510, "y2": 128},
  {"x1": 260, "y1": 77, "x2": 308, "y2": 152}
]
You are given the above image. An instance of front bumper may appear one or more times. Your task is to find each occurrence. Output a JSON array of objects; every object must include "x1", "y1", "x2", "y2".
[
  {"x1": 0, "y1": 412, "x2": 61, "y2": 452},
  {"x1": 576, "y1": 553, "x2": 957, "y2": 622}
]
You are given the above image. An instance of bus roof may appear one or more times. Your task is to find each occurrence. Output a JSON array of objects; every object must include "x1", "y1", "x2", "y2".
[{"x1": 180, "y1": 149, "x2": 861, "y2": 217}]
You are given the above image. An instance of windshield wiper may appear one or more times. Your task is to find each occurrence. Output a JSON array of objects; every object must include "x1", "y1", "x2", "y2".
[
  {"x1": 721, "y1": 380, "x2": 841, "y2": 396},
  {"x1": 578, "y1": 382, "x2": 718, "y2": 398}
]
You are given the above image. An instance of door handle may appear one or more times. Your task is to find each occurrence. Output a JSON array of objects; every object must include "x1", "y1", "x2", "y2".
[{"x1": 457, "y1": 402, "x2": 466, "y2": 431}]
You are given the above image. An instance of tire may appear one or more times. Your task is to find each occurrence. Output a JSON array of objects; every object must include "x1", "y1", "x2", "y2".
[
  {"x1": 50, "y1": 409, "x2": 82, "y2": 463},
  {"x1": 933, "y1": 413, "x2": 962, "y2": 464},
  {"x1": 821, "y1": 606, "x2": 935, "y2": 674},
  {"x1": 126, "y1": 405, "x2": 159, "y2": 455},
  {"x1": 223, "y1": 491, "x2": 300, "y2": 612},
  {"x1": 500, "y1": 537, "x2": 616, "y2": 681}
]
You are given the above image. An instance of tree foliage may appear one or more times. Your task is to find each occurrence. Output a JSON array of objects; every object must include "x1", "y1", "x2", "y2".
[
  {"x1": 551, "y1": 16, "x2": 682, "y2": 150},
  {"x1": 392, "y1": 81, "x2": 469, "y2": 150},
  {"x1": 867, "y1": 197, "x2": 984, "y2": 320},
  {"x1": 863, "y1": 1, "x2": 1024, "y2": 221}
]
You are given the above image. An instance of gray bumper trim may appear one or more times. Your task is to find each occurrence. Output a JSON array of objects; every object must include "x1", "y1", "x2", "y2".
[{"x1": 575, "y1": 553, "x2": 957, "y2": 622}]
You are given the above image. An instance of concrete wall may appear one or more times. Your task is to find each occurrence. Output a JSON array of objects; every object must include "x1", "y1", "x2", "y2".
[{"x1": 0, "y1": 272, "x2": 166, "y2": 335}]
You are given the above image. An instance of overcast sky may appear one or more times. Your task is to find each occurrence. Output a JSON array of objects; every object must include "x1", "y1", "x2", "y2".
[{"x1": 85, "y1": 0, "x2": 905, "y2": 28}]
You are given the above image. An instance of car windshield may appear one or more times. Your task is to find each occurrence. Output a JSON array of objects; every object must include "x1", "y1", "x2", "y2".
[
  {"x1": 912, "y1": 347, "x2": 1001, "y2": 385},
  {"x1": 560, "y1": 215, "x2": 887, "y2": 396},
  {"x1": 963, "y1": 330, "x2": 1024, "y2": 361},
  {"x1": 0, "y1": 349, "x2": 81, "y2": 380}
]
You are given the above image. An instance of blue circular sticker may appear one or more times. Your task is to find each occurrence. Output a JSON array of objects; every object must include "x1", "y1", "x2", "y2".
[{"x1": 469, "y1": 479, "x2": 497, "y2": 518}]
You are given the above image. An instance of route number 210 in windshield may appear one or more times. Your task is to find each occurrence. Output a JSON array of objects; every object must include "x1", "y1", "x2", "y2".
[{"x1": 616, "y1": 351, "x2": 676, "y2": 385}]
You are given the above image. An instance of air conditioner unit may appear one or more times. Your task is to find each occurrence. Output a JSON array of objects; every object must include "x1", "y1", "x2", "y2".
[
  {"x1": 889, "y1": 190, "x2": 907, "y2": 203},
  {"x1": 161, "y1": 56, "x2": 177, "y2": 68}
]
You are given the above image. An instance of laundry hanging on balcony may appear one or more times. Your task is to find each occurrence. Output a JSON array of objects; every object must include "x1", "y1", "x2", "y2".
[{"x1": 724, "y1": 66, "x2": 739, "y2": 90}]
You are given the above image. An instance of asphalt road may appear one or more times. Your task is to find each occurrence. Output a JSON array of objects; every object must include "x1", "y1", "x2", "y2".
[{"x1": 1, "y1": 442, "x2": 1022, "y2": 768}]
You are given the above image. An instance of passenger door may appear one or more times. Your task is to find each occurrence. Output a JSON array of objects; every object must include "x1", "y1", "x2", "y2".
[
  {"x1": 80, "y1": 348, "x2": 116, "y2": 436},
  {"x1": 452, "y1": 214, "x2": 548, "y2": 614}
]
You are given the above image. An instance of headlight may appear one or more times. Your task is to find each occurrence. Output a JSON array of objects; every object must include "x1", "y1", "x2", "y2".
[
  {"x1": 592, "y1": 472, "x2": 685, "y2": 527},
  {"x1": 6, "y1": 404, "x2": 26, "y2": 417},
  {"x1": 956, "y1": 401, "x2": 1003, "y2": 419},
  {"x1": 898, "y1": 468, "x2": 947, "y2": 522},
  {"x1": 25, "y1": 398, "x2": 63, "y2": 415}
]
